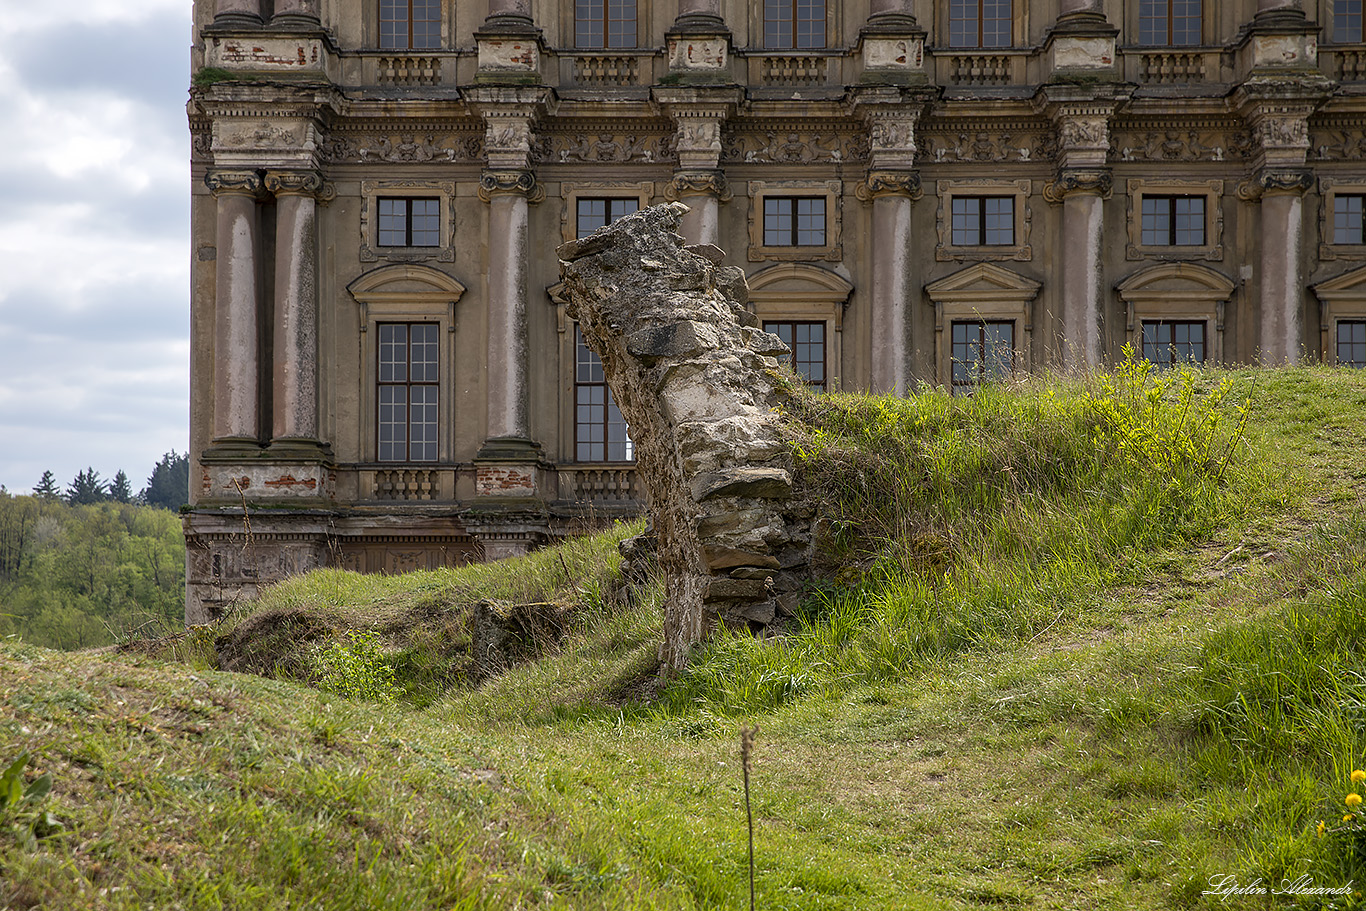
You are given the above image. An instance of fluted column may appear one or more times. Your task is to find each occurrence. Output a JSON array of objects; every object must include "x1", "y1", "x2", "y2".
[
  {"x1": 206, "y1": 170, "x2": 263, "y2": 444},
  {"x1": 265, "y1": 171, "x2": 323, "y2": 445},
  {"x1": 214, "y1": 0, "x2": 263, "y2": 27}
]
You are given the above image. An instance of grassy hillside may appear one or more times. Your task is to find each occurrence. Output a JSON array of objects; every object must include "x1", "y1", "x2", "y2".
[{"x1": 4, "y1": 363, "x2": 1366, "y2": 910}]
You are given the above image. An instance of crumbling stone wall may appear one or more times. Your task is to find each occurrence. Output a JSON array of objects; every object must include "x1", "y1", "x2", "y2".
[{"x1": 558, "y1": 203, "x2": 817, "y2": 673}]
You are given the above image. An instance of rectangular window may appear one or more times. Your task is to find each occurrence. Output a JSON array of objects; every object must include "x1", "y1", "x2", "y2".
[
  {"x1": 380, "y1": 0, "x2": 441, "y2": 50},
  {"x1": 575, "y1": 0, "x2": 638, "y2": 48},
  {"x1": 378, "y1": 323, "x2": 439, "y2": 462},
  {"x1": 763, "y1": 197, "x2": 826, "y2": 246},
  {"x1": 1140, "y1": 0, "x2": 1202, "y2": 46},
  {"x1": 951, "y1": 320, "x2": 1015, "y2": 392},
  {"x1": 1336, "y1": 0, "x2": 1364, "y2": 43},
  {"x1": 1334, "y1": 194, "x2": 1366, "y2": 245},
  {"x1": 575, "y1": 327, "x2": 633, "y2": 462},
  {"x1": 764, "y1": 0, "x2": 827, "y2": 50},
  {"x1": 1141, "y1": 196, "x2": 1205, "y2": 246},
  {"x1": 1339, "y1": 321, "x2": 1366, "y2": 367},
  {"x1": 951, "y1": 197, "x2": 1015, "y2": 246},
  {"x1": 763, "y1": 321, "x2": 827, "y2": 390},
  {"x1": 949, "y1": 0, "x2": 1013, "y2": 49},
  {"x1": 378, "y1": 197, "x2": 440, "y2": 247},
  {"x1": 576, "y1": 197, "x2": 640, "y2": 239},
  {"x1": 1141, "y1": 320, "x2": 1206, "y2": 366}
]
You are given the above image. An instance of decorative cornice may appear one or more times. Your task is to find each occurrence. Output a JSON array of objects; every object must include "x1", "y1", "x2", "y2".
[
  {"x1": 855, "y1": 169, "x2": 922, "y2": 201},
  {"x1": 479, "y1": 168, "x2": 543, "y2": 202},
  {"x1": 1043, "y1": 168, "x2": 1112, "y2": 204},
  {"x1": 205, "y1": 169, "x2": 264, "y2": 197},
  {"x1": 664, "y1": 170, "x2": 733, "y2": 203}
]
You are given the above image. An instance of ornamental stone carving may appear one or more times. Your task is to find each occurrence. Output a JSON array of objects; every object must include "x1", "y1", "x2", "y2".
[
  {"x1": 855, "y1": 170, "x2": 923, "y2": 201},
  {"x1": 920, "y1": 129, "x2": 1057, "y2": 164},
  {"x1": 263, "y1": 170, "x2": 325, "y2": 196},
  {"x1": 358, "y1": 134, "x2": 458, "y2": 162},
  {"x1": 664, "y1": 170, "x2": 733, "y2": 202},
  {"x1": 721, "y1": 129, "x2": 866, "y2": 164},
  {"x1": 1311, "y1": 128, "x2": 1366, "y2": 160},
  {"x1": 320, "y1": 132, "x2": 483, "y2": 163},
  {"x1": 205, "y1": 169, "x2": 264, "y2": 196},
  {"x1": 1043, "y1": 168, "x2": 1112, "y2": 204},
  {"x1": 1111, "y1": 129, "x2": 1253, "y2": 163},
  {"x1": 543, "y1": 132, "x2": 677, "y2": 164},
  {"x1": 1254, "y1": 116, "x2": 1310, "y2": 151},
  {"x1": 1238, "y1": 168, "x2": 1315, "y2": 200},
  {"x1": 479, "y1": 168, "x2": 542, "y2": 202}
]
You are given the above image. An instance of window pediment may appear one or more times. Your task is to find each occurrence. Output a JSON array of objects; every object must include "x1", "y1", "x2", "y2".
[
  {"x1": 348, "y1": 264, "x2": 467, "y2": 303},
  {"x1": 1116, "y1": 262, "x2": 1234, "y2": 301},
  {"x1": 747, "y1": 263, "x2": 854, "y2": 297},
  {"x1": 924, "y1": 262, "x2": 1042, "y2": 302},
  {"x1": 1313, "y1": 262, "x2": 1366, "y2": 300}
]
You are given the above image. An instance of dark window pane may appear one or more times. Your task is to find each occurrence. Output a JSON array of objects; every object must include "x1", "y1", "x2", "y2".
[
  {"x1": 1336, "y1": 0, "x2": 1364, "y2": 42},
  {"x1": 574, "y1": 325, "x2": 633, "y2": 462},
  {"x1": 983, "y1": 197, "x2": 1013, "y2": 245},
  {"x1": 1335, "y1": 195, "x2": 1365, "y2": 245},
  {"x1": 1141, "y1": 320, "x2": 1206, "y2": 366},
  {"x1": 1339, "y1": 320, "x2": 1366, "y2": 367},
  {"x1": 378, "y1": 322, "x2": 439, "y2": 462},
  {"x1": 763, "y1": 321, "x2": 827, "y2": 389},
  {"x1": 951, "y1": 321, "x2": 1014, "y2": 392}
]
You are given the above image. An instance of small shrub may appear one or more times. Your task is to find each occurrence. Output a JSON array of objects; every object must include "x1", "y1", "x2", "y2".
[{"x1": 312, "y1": 630, "x2": 399, "y2": 703}]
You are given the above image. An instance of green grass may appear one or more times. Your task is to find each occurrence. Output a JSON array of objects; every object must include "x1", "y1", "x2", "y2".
[{"x1": 5, "y1": 365, "x2": 1366, "y2": 909}]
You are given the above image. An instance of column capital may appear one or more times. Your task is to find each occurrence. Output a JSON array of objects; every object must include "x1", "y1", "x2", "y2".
[
  {"x1": 1035, "y1": 87, "x2": 1128, "y2": 171},
  {"x1": 479, "y1": 169, "x2": 542, "y2": 202},
  {"x1": 205, "y1": 169, "x2": 264, "y2": 198},
  {"x1": 1237, "y1": 167, "x2": 1315, "y2": 201},
  {"x1": 856, "y1": 169, "x2": 922, "y2": 201},
  {"x1": 664, "y1": 170, "x2": 732, "y2": 203},
  {"x1": 1043, "y1": 168, "x2": 1113, "y2": 203},
  {"x1": 263, "y1": 169, "x2": 326, "y2": 198}
]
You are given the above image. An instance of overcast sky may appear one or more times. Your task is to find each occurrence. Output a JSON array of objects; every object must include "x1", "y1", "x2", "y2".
[{"x1": 0, "y1": 0, "x2": 192, "y2": 494}]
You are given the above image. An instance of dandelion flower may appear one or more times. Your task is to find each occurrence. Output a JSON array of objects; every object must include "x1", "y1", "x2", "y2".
[
  {"x1": 1347, "y1": 793, "x2": 1363, "y2": 807},
  {"x1": 1354, "y1": 770, "x2": 1366, "y2": 784},
  {"x1": 1345, "y1": 814, "x2": 1355, "y2": 823},
  {"x1": 1318, "y1": 821, "x2": 1326, "y2": 837}
]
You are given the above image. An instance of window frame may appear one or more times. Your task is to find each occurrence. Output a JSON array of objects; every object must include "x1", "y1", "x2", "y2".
[
  {"x1": 376, "y1": 322, "x2": 441, "y2": 463},
  {"x1": 1137, "y1": 0, "x2": 1203, "y2": 47},
  {"x1": 762, "y1": 320, "x2": 829, "y2": 390},
  {"x1": 360, "y1": 180, "x2": 456, "y2": 264},
  {"x1": 1337, "y1": 319, "x2": 1366, "y2": 367},
  {"x1": 1116, "y1": 262, "x2": 1233, "y2": 366},
  {"x1": 924, "y1": 262, "x2": 1039, "y2": 391},
  {"x1": 1125, "y1": 178, "x2": 1224, "y2": 262},
  {"x1": 949, "y1": 319, "x2": 1017, "y2": 394},
  {"x1": 378, "y1": 0, "x2": 442, "y2": 51},
  {"x1": 950, "y1": 195, "x2": 1016, "y2": 247},
  {"x1": 935, "y1": 179, "x2": 1033, "y2": 262},
  {"x1": 762, "y1": 0, "x2": 829, "y2": 50},
  {"x1": 1140, "y1": 319, "x2": 1208, "y2": 367},
  {"x1": 748, "y1": 180, "x2": 843, "y2": 263},
  {"x1": 1320, "y1": 179, "x2": 1366, "y2": 261},
  {"x1": 947, "y1": 0, "x2": 1014, "y2": 50},
  {"x1": 1333, "y1": 0, "x2": 1364, "y2": 44},
  {"x1": 572, "y1": 325, "x2": 634, "y2": 464},
  {"x1": 347, "y1": 264, "x2": 467, "y2": 471},
  {"x1": 1139, "y1": 195, "x2": 1207, "y2": 248},
  {"x1": 746, "y1": 263, "x2": 851, "y2": 393},
  {"x1": 762, "y1": 196, "x2": 828, "y2": 248},
  {"x1": 559, "y1": 182, "x2": 655, "y2": 246},
  {"x1": 574, "y1": 0, "x2": 640, "y2": 49},
  {"x1": 376, "y1": 196, "x2": 442, "y2": 248}
]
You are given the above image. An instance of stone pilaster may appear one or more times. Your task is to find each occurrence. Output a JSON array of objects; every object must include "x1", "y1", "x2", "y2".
[
  {"x1": 205, "y1": 169, "x2": 264, "y2": 448},
  {"x1": 1045, "y1": 0, "x2": 1118, "y2": 80},
  {"x1": 854, "y1": 95, "x2": 928, "y2": 394},
  {"x1": 655, "y1": 87, "x2": 743, "y2": 246},
  {"x1": 1038, "y1": 89, "x2": 1125, "y2": 369},
  {"x1": 466, "y1": 87, "x2": 554, "y2": 488},
  {"x1": 1235, "y1": 76, "x2": 1332, "y2": 364},
  {"x1": 264, "y1": 170, "x2": 325, "y2": 450}
]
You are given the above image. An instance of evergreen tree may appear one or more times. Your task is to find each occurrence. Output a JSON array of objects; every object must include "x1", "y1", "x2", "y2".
[
  {"x1": 142, "y1": 451, "x2": 190, "y2": 511},
  {"x1": 66, "y1": 468, "x2": 107, "y2": 505},
  {"x1": 33, "y1": 471, "x2": 61, "y2": 501},
  {"x1": 109, "y1": 470, "x2": 133, "y2": 504}
]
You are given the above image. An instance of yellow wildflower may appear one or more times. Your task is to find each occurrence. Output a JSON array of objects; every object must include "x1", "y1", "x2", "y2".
[
  {"x1": 1317, "y1": 821, "x2": 1326, "y2": 837},
  {"x1": 1347, "y1": 793, "x2": 1363, "y2": 807},
  {"x1": 1354, "y1": 770, "x2": 1366, "y2": 784},
  {"x1": 1345, "y1": 814, "x2": 1355, "y2": 823}
]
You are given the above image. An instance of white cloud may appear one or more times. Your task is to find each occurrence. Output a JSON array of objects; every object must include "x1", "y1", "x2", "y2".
[{"x1": 0, "y1": 2, "x2": 192, "y2": 492}]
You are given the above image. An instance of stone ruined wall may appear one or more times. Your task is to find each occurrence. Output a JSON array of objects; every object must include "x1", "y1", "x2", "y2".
[{"x1": 558, "y1": 203, "x2": 817, "y2": 672}]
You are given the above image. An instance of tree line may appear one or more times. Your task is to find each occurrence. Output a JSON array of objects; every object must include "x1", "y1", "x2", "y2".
[
  {"x1": 0, "y1": 452, "x2": 189, "y2": 650},
  {"x1": 28, "y1": 451, "x2": 189, "y2": 511}
]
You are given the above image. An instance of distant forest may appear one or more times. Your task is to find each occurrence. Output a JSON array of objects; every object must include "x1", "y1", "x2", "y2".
[{"x1": 0, "y1": 453, "x2": 189, "y2": 649}]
